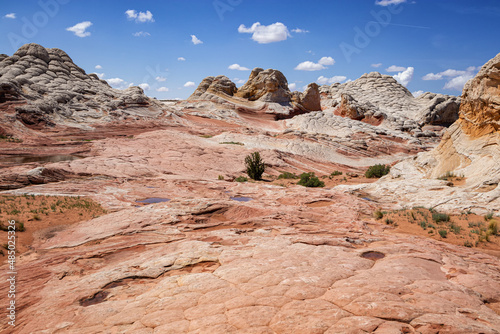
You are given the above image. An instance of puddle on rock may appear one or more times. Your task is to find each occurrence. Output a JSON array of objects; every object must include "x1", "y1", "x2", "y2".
[
  {"x1": 230, "y1": 196, "x2": 253, "y2": 202},
  {"x1": 136, "y1": 197, "x2": 171, "y2": 204},
  {"x1": 0, "y1": 154, "x2": 81, "y2": 166},
  {"x1": 361, "y1": 251, "x2": 385, "y2": 261}
]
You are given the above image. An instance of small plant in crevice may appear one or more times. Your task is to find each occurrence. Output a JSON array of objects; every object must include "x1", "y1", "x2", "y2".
[
  {"x1": 234, "y1": 176, "x2": 248, "y2": 182},
  {"x1": 374, "y1": 210, "x2": 383, "y2": 220},
  {"x1": 218, "y1": 175, "x2": 224, "y2": 180},
  {"x1": 245, "y1": 152, "x2": 266, "y2": 181},
  {"x1": 297, "y1": 172, "x2": 325, "y2": 188},
  {"x1": 365, "y1": 164, "x2": 390, "y2": 178}
]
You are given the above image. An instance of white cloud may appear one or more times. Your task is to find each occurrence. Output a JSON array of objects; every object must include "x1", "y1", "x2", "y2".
[
  {"x1": 291, "y1": 28, "x2": 309, "y2": 33},
  {"x1": 233, "y1": 78, "x2": 246, "y2": 84},
  {"x1": 371, "y1": 63, "x2": 382, "y2": 68},
  {"x1": 294, "y1": 61, "x2": 326, "y2": 71},
  {"x1": 95, "y1": 65, "x2": 102, "y2": 69},
  {"x1": 317, "y1": 75, "x2": 347, "y2": 85},
  {"x1": 133, "y1": 31, "x2": 151, "y2": 37},
  {"x1": 125, "y1": 10, "x2": 154, "y2": 23},
  {"x1": 92, "y1": 72, "x2": 104, "y2": 79},
  {"x1": 155, "y1": 76, "x2": 166, "y2": 82},
  {"x1": 375, "y1": 0, "x2": 407, "y2": 6},
  {"x1": 288, "y1": 83, "x2": 297, "y2": 90},
  {"x1": 178, "y1": 57, "x2": 186, "y2": 61},
  {"x1": 294, "y1": 57, "x2": 335, "y2": 71},
  {"x1": 238, "y1": 22, "x2": 290, "y2": 44},
  {"x1": 444, "y1": 74, "x2": 474, "y2": 91},
  {"x1": 393, "y1": 67, "x2": 414, "y2": 87},
  {"x1": 422, "y1": 67, "x2": 478, "y2": 91},
  {"x1": 184, "y1": 81, "x2": 196, "y2": 87},
  {"x1": 412, "y1": 90, "x2": 424, "y2": 97},
  {"x1": 318, "y1": 57, "x2": 335, "y2": 66},
  {"x1": 66, "y1": 21, "x2": 92, "y2": 38},
  {"x1": 191, "y1": 35, "x2": 203, "y2": 45},
  {"x1": 4, "y1": 13, "x2": 16, "y2": 19},
  {"x1": 386, "y1": 65, "x2": 407, "y2": 72},
  {"x1": 156, "y1": 87, "x2": 169, "y2": 92},
  {"x1": 138, "y1": 83, "x2": 150, "y2": 91},
  {"x1": 228, "y1": 64, "x2": 250, "y2": 71},
  {"x1": 107, "y1": 78, "x2": 131, "y2": 89}
]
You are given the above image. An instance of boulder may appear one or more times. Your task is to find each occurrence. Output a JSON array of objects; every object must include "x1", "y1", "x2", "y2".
[
  {"x1": 188, "y1": 75, "x2": 237, "y2": 100},
  {"x1": 235, "y1": 68, "x2": 291, "y2": 104}
]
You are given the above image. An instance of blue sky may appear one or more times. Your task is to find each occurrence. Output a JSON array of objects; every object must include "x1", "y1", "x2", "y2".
[{"x1": 1, "y1": 0, "x2": 499, "y2": 99}]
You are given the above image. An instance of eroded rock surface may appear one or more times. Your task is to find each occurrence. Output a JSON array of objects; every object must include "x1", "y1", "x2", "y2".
[{"x1": 0, "y1": 43, "x2": 165, "y2": 133}]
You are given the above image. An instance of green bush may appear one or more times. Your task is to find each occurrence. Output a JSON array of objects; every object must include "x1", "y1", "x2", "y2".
[
  {"x1": 278, "y1": 172, "x2": 299, "y2": 179},
  {"x1": 245, "y1": 152, "x2": 266, "y2": 180},
  {"x1": 330, "y1": 170, "x2": 343, "y2": 177},
  {"x1": 297, "y1": 172, "x2": 325, "y2": 188},
  {"x1": 365, "y1": 164, "x2": 390, "y2": 178},
  {"x1": 234, "y1": 176, "x2": 248, "y2": 182},
  {"x1": 432, "y1": 212, "x2": 450, "y2": 223},
  {"x1": 484, "y1": 212, "x2": 494, "y2": 221},
  {"x1": 438, "y1": 229, "x2": 448, "y2": 238},
  {"x1": 374, "y1": 210, "x2": 383, "y2": 220},
  {"x1": 218, "y1": 175, "x2": 224, "y2": 180}
]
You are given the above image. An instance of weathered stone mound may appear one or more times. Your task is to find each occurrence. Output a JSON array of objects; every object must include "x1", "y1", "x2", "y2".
[
  {"x1": 0, "y1": 43, "x2": 164, "y2": 129},
  {"x1": 188, "y1": 68, "x2": 322, "y2": 114},
  {"x1": 235, "y1": 67, "x2": 291, "y2": 103},
  {"x1": 320, "y1": 72, "x2": 460, "y2": 129},
  {"x1": 188, "y1": 75, "x2": 237, "y2": 100},
  {"x1": 460, "y1": 52, "x2": 500, "y2": 137}
]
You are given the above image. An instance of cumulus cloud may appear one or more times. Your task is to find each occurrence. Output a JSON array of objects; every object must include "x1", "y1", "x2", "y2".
[
  {"x1": 238, "y1": 22, "x2": 290, "y2": 44},
  {"x1": 125, "y1": 10, "x2": 154, "y2": 23},
  {"x1": 228, "y1": 64, "x2": 250, "y2": 71},
  {"x1": 294, "y1": 61, "x2": 326, "y2": 71},
  {"x1": 178, "y1": 57, "x2": 186, "y2": 61},
  {"x1": 375, "y1": 0, "x2": 407, "y2": 6},
  {"x1": 393, "y1": 67, "x2": 414, "y2": 87},
  {"x1": 138, "y1": 83, "x2": 150, "y2": 91},
  {"x1": 4, "y1": 13, "x2": 16, "y2": 19},
  {"x1": 412, "y1": 90, "x2": 424, "y2": 97},
  {"x1": 288, "y1": 83, "x2": 297, "y2": 90},
  {"x1": 422, "y1": 66, "x2": 478, "y2": 91},
  {"x1": 133, "y1": 31, "x2": 150, "y2": 37},
  {"x1": 444, "y1": 74, "x2": 474, "y2": 91},
  {"x1": 316, "y1": 75, "x2": 347, "y2": 85},
  {"x1": 295, "y1": 57, "x2": 335, "y2": 71},
  {"x1": 156, "y1": 87, "x2": 169, "y2": 92},
  {"x1": 184, "y1": 81, "x2": 196, "y2": 87},
  {"x1": 371, "y1": 63, "x2": 382, "y2": 68},
  {"x1": 156, "y1": 76, "x2": 166, "y2": 82},
  {"x1": 318, "y1": 57, "x2": 335, "y2": 66},
  {"x1": 233, "y1": 78, "x2": 246, "y2": 84},
  {"x1": 291, "y1": 28, "x2": 309, "y2": 33},
  {"x1": 386, "y1": 65, "x2": 407, "y2": 72},
  {"x1": 191, "y1": 35, "x2": 203, "y2": 45},
  {"x1": 66, "y1": 21, "x2": 92, "y2": 38},
  {"x1": 95, "y1": 65, "x2": 102, "y2": 69},
  {"x1": 107, "y1": 78, "x2": 131, "y2": 89}
]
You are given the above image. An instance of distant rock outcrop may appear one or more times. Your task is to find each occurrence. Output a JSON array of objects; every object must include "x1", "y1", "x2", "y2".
[
  {"x1": 188, "y1": 75, "x2": 237, "y2": 100},
  {"x1": 0, "y1": 43, "x2": 164, "y2": 130},
  {"x1": 320, "y1": 72, "x2": 460, "y2": 130},
  {"x1": 234, "y1": 68, "x2": 291, "y2": 104}
]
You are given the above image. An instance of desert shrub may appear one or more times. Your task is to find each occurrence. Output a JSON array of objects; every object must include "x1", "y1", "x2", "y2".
[
  {"x1": 419, "y1": 221, "x2": 427, "y2": 230},
  {"x1": 218, "y1": 175, "x2": 224, "y2": 180},
  {"x1": 220, "y1": 141, "x2": 244, "y2": 145},
  {"x1": 450, "y1": 223, "x2": 461, "y2": 234},
  {"x1": 488, "y1": 220, "x2": 498, "y2": 235},
  {"x1": 432, "y1": 212, "x2": 450, "y2": 223},
  {"x1": 484, "y1": 212, "x2": 494, "y2": 221},
  {"x1": 278, "y1": 172, "x2": 299, "y2": 179},
  {"x1": 297, "y1": 172, "x2": 325, "y2": 188},
  {"x1": 365, "y1": 164, "x2": 390, "y2": 178},
  {"x1": 330, "y1": 170, "x2": 343, "y2": 177},
  {"x1": 245, "y1": 152, "x2": 265, "y2": 180},
  {"x1": 437, "y1": 171, "x2": 455, "y2": 181},
  {"x1": 17, "y1": 221, "x2": 25, "y2": 232},
  {"x1": 438, "y1": 229, "x2": 448, "y2": 238},
  {"x1": 374, "y1": 210, "x2": 383, "y2": 220},
  {"x1": 385, "y1": 218, "x2": 394, "y2": 225},
  {"x1": 234, "y1": 176, "x2": 248, "y2": 182},
  {"x1": 463, "y1": 240, "x2": 473, "y2": 248}
]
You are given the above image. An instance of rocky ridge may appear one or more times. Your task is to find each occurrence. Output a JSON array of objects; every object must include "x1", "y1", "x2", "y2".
[
  {"x1": 338, "y1": 53, "x2": 500, "y2": 214},
  {"x1": 0, "y1": 43, "x2": 166, "y2": 135}
]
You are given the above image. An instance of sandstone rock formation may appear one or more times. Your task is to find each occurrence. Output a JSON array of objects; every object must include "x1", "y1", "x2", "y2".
[
  {"x1": 319, "y1": 72, "x2": 461, "y2": 131},
  {"x1": 235, "y1": 68, "x2": 291, "y2": 103},
  {"x1": 188, "y1": 75, "x2": 237, "y2": 100},
  {"x1": 0, "y1": 43, "x2": 165, "y2": 132},
  {"x1": 337, "y1": 53, "x2": 500, "y2": 214}
]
